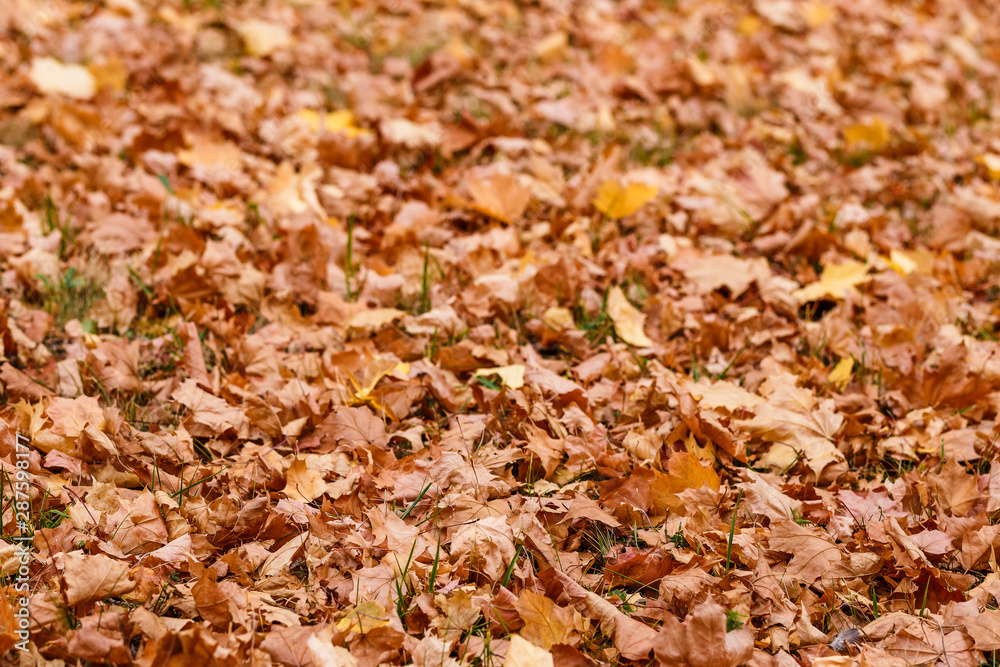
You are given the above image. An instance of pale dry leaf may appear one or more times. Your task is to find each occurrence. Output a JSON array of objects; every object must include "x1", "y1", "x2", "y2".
[
  {"x1": 307, "y1": 631, "x2": 358, "y2": 667},
  {"x1": 450, "y1": 516, "x2": 516, "y2": 581},
  {"x1": 466, "y1": 170, "x2": 531, "y2": 223},
  {"x1": 504, "y1": 635, "x2": 553, "y2": 667},
  {"x1": 28, "y1": 57, "x2": 96, "y2": 99},
  {"x1": 234, "y1": 19, "x2": 291, "y2": 56},
  {"x1": 474, "y1": 364, "x2": 525, "y2": 390},
  {"x1": 607, "y1": 286, "x2": 653, "y2": 347}
]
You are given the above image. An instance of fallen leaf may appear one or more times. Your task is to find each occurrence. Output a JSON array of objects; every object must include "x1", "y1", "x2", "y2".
[
  {"x1": 62, "y1": 552, "x2": 137, "y2": 607},
  {"x1": 466, "y1": 170, "x2": 531, "y2": 223},
  {"x1": 450, "y1": 517, "x2": 516, "y2": 581},
  {"x1": 515, "y1": 590, "x2": 577, "y2": 649},
  {"x1": 843, "y1": 117, "x2": 891, "y2": 152},
  {"x1": 768, "y1": 520, "x2": 842, "y2": 584},
  {"x1": 474, "y1": 364, "x2": 525, "y2": 389},
  {"x1": 607, "y1": 286, "x2": 653, "y2": 347},
  {"x1": 792, "y1": 260, "x2": 870, "y2": 303},
  {"x1": 285, "y1": 456, "x2": 327, "y2": 503},
  {"x1": 28, "y1": 57, "x2": 96, "y2": 99},
  {"x1": 593, "y1": 180, "x2": 658, "y2": 219},
  {"x1": 504, "y1": 635, "x2": 553, "y2": 667},
  {"x1": 828, "y1": 357, "x2": 853, "y2": 390},
  {"x1": 336, "y1": 600, "x2": 390, "y2": 634},
  {"x1": 234, "y1": 19, "x2": 291, "y2": 56},
  {"x1": 652, "y1": 598, "x2": 754, "y2": 667}
]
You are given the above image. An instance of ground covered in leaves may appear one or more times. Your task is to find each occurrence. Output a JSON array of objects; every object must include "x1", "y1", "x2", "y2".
[{"x1": 2, "y1": 0, "x2": 1000, "y2": 665}]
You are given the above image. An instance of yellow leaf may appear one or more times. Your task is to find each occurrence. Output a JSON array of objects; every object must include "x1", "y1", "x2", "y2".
[
  {"x1": 295, "y1": 109, "x2": 322, "y2": 131},
  {"x1": 976, "y1": 153, "x2": 1000, "y2": 180},
  {"x1": 804, "y1": 1, "x2": 835, "y2": 27},
  {"x1": 296, "y1": 109, "x2": 372, "y2": 138},
  {"x1": 792, "y1": 260, "x2": 870, "y2": 303},
  {"x1": 649, "y1": 451, "x2": 722, "y2": 514},
  {"x1": 324, "y1": 109, "x2": 370, "y2": 138},
  {"x1": 593, "y1": 180, "x2": 658, "y2": 219},
  {"x1": 336, "y1": 601, "x2": 390, "y2": 634},
  {"x1": 474, "y1": 365, "x2": 525, "y2": 390},
  {"x1": 737, "y1": 15, "x2": 763, "y2": 35},
  {"x1": 88, "y1": 57, "x2": 128, "y2": 93},
  {"x1": 542, "y1": 307, "x2": 574, "y2": 330},
  {"x1": 607, "y1": 286, "x2": 653, "y2": 347},
  {"x1": 504, "y1": 636, "x2": 553, "y2": 667},
  {"x1": 353, "y1": 357, "x2": 408, "y2": 402},
  {"x1": 887, "y1": 248, "x2": 933, "y2": 276},
  {"x1": 843, "y1": 117, "x2": 890, "y2": 152},
  {"x1": 828, "y1": 357, "x2": 854, "y2": 391}
]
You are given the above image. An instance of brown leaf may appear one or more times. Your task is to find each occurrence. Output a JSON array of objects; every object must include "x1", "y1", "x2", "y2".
[
  {"x1": 768, "y1": 520, "x2": 842, "y2": 585},
  {"x1": 61, "y1": 552, "x2": 137, "y2": 607},
  {"x1": 450, "y1": 517, "x2": 516, "y2": 581},
  {"x1": 652, "y1": 598, "x2": 754, "y2": 667},
  {"x1": 192, "y1": 572, "x2": 245, "y2": 629},
  {"x1": 929, "y1": 458, "x2": 980, "y2": 516},
  {"x1": 284, "y1": 456, "x2": 327, "y2": 503},
  {"x1": 320, "y1": 406, "x2": 389, "y2": 450},
  {"x1": 515, "y1": 590, "x2": 577, "y2": 649},
  {"x1": 542, "y1": 568, "x2": 656, "y2": 661},
  {"x1": 0, "y1": 588, "x2": 18, "y2": 654}
]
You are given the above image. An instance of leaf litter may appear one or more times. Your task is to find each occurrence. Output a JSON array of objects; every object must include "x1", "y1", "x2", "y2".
[{"x1": 1, "y1": 0, "x2": 1000, "y2": 666}]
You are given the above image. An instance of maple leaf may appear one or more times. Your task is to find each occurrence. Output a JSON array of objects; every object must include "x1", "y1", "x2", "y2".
[
  {"x1": 738, "y1": 469, "x2": 802, "y2": 522},
  {"x1": 474, "y1": 364, "x2": 526, "y2": 389},
  {"x1": 735, "y1": 373, "x2": 845, "y2": 475},
  {"x1": 465, "y1": 169, "x2": 531, "y2": 223},
  {"x1": 792, "y1": 259, "x2": 870, "y2": 303},
  {"x1": 929, "y1": 458, "x2": 980, "y2": 516},
  {"x1": 336, "y1": 601, "x2": 390, "y2": 634},
  {"x1": 284, "y1": 456, "x2": 327, "y2": 503},
  {"x1": 768, "y1": 520, "x2": 842, "y2": 584},
  {"x1": 192, "y1": 571, "x2": 245, "y2": 629},
  {"x1": 61, "y1": 552, "x2": 137, "y2": 607},
  {"x1": 450, "y1": 517, "x2": 516, "y2": 581},
  {"x1": 515, "y1": 590, "x2": 579, "y2": 649},
  {"x1": 172, "y1": 379, "x2": 250, "y2": 438},
  {"x1": 593, "y1": 180, "x2": 658, "y2": 219},
  {"x1": 652, "y1": 598, "x2": 753, "y2": 667},
  {"x1": 320, "y1": 406, "x2": 389, "y2": 450}
]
